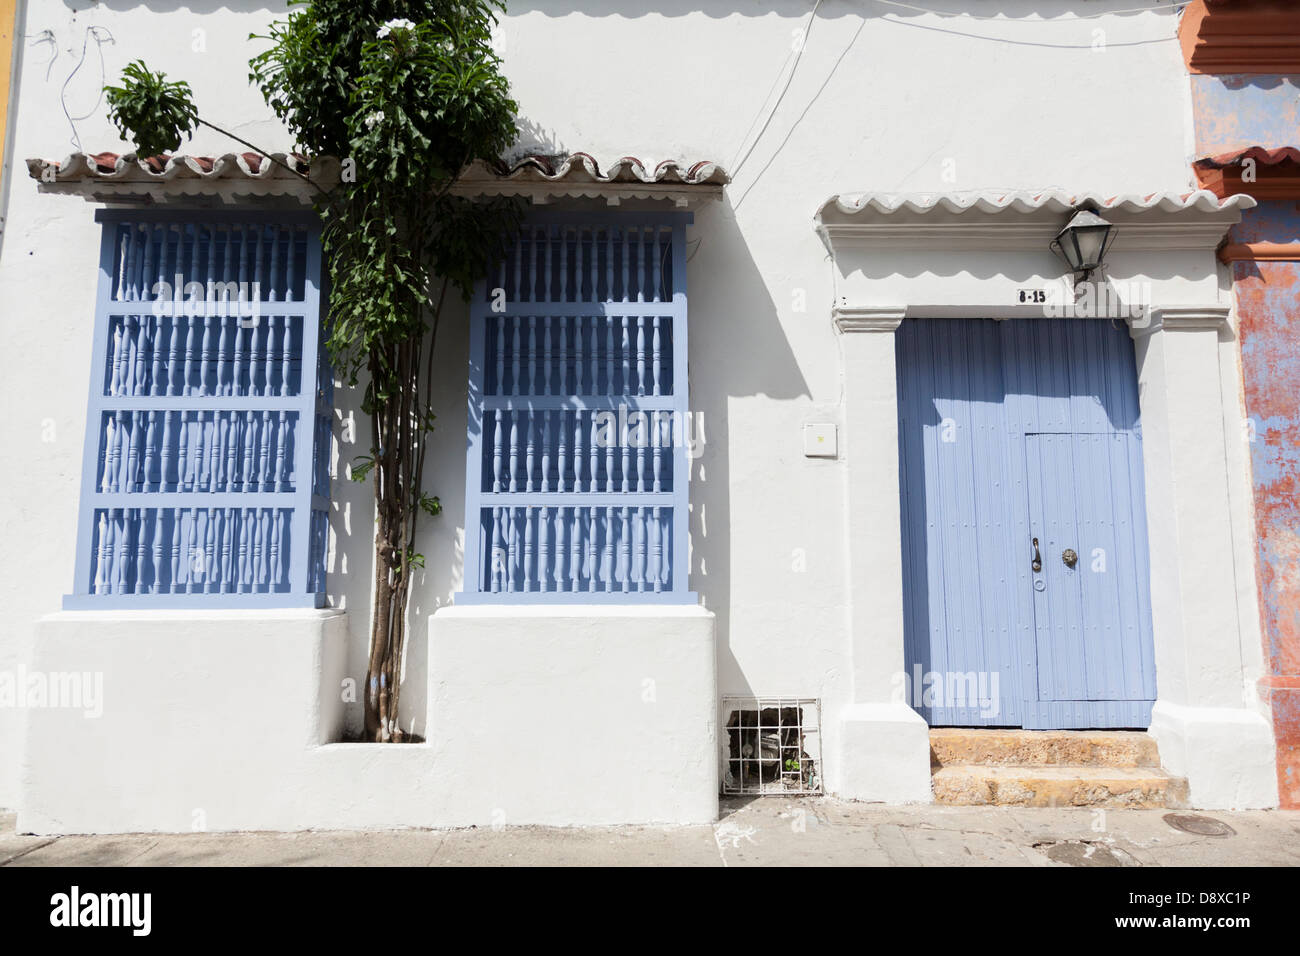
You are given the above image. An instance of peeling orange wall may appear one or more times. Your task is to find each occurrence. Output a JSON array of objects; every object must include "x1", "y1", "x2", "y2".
[
  {"x1": 1230, "y1": 205, "x2": 1300, "y2": 809},
  {"x1": 1188, "y1": 36, "x2": 1300, "y2": 804}
]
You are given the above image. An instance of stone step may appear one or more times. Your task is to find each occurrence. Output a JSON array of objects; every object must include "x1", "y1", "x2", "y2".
[
  {"x1": 931, "y1": 765, "x2": 1188, "y2": 808},
  {"x1": 929, "y1": 728, "x2": 1160, "y2": 769}
]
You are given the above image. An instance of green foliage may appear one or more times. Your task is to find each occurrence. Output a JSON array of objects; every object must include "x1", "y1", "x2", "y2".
[
  {"x1": 103, "y1": 0, "x2": 524, "y2": 741},
  {"x1": 104, "y1": 61, "x2": 199, "y2": 157},
  {"x1": 250, "y1": 1, "x2": 522, "y2": 389},
  {"x1": 350, "y1": 455, "x2": 377, "y2": 482}
]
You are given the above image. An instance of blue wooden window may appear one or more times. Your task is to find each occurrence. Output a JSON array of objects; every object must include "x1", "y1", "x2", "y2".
[
  {"x1": 64, "y1": 209, "x2": 331, "y2": 609},
  {"x1": 457, "y1": 211, "x2": 696, "y2": 604}
]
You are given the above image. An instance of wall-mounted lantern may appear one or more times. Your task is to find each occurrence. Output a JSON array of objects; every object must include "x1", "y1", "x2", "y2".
[{"x1": 1050, "y1": 206, "x2": 1117, "y2": 282}]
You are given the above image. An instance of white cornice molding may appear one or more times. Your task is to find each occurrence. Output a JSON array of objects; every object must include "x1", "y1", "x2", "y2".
[
  {"x1": 816, "y1": 192, "x2": 1249, "y2": 255},
  {"x1": 1130, "y1": 305, "x2": 1232, "y2": 338},
  {"x1": 819, "y1": 219, "x2": 1242, "y2": 252},
  {"x1": 833, "y1": 305, "x2": 906, "y2": 333}
]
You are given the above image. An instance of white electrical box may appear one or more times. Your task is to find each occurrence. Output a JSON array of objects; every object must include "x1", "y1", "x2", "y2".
[{"x1": 803, "y1": 423, "x2": 837, "y2": 458}]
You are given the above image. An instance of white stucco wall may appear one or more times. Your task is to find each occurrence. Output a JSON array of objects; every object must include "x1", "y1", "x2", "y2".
[
  {"x1": 1, "y1": 0, "x2": 1207, "y2": 814},
  {"x1": 19, "y1": 606, "x2": 716, "y2": 832}
]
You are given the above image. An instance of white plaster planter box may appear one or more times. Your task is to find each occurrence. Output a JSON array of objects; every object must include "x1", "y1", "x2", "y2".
[
  {"x1": 426, "y1": 605, "x2": 719, "y2": 827},
  {"x1": 18, "y1": 609, "x2": 350, "y2": 835},
  {"x1": 17, "y1": 605, "x2": 717, "y2": 833}
]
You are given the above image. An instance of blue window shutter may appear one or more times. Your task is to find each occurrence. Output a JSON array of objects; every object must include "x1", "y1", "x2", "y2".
[
  {"x1": 64, "y1": 209, "x2": 330, "y2": 609},
  {"x1": 457, "y1": 211, "x2": 696, "y2": 604}
]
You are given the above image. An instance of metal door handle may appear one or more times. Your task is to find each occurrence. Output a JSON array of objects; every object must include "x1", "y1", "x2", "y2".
[
  {"x1": 1031, "y1": 537, "x2": 1042, "y2": 573},
  {"x1": 1062, "y1": 548, "x2": 1078, "y2": 568}
]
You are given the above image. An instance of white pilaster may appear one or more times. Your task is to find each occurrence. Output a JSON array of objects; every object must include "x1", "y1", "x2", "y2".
[
  {"x1": 1129, "y1": 306, "x2": 1277, "y2": 808},
  {"x1": 832, "y1": 305, "x2": 932, "y2": 803}
]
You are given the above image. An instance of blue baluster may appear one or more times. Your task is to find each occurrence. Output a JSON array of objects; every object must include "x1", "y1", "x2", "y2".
[
  {"x1": 636, "y1": 225, "x2": 646, "y2": 302},
  {"x1": 570, "y1": 506, "x2": 581, "y2": 592},
  {"x1": 552, "y1": 508, "x2": 564, "y2": 592},
  {"x1": 543, "y1": 315, "x2": 552, "y2": 395},
  {"x1": 603, "y1": 506, "x2": 614, "y2": 592},
  {"x1": 652, "y1": 316, "x2": 662, "y2": 396},
  {"x1": 559, "y1": 227, "x2": 568, "y2": 301},
  {"x1": 144, "y1": 412, "x2": 158, "y2": 491},
  {"x1": 132, "y1": 510, "x2": 146, "y2": 594},
  {"x1": 204, "y1": 508, "x2": 217, "y2": 593},
  {"x1": 537, "y1": 505, "x2": 548, "y2": 593},
  {"x1": 276, "y1": 412, "x2": 289, "y2": 490},
  {"x1": 491, "y1": 409, "x2": 503, "y2": 494},
  {"x1": 221, "y1": 507, "x2": 234, "y2": 593},
  {"x1": 620, "y1": 506, "x2": 630, "y2": 593},
  {"x1": 103, "y1": 414, "x2": 120, "y2": 493},
  {"x1": 109, "y1": 321, "x2": 126, "y2": 396},
  {"x1": 95, "y1": 512, "x2": 112, "y2": 595},
  {"x1": 260, "y1": 411, "x2": 273, "y2": 490},
  {"x1": 152, "y1": 508, "x2": 165, "y2": 593},
  {"x1": 556, "y1": 409, "x2": 566, "y2": 494},
  {"x1": 508, "y1": 412, "x2": 519, "y2": 493},
  {"x1": 490, "y1": 506, "x2": 502, "y2": 592},
  {"x1": 505, "y1": 507, "x2": 516, "y2": 593},
  {"x1": 573, "y1": 410, "x2": 584, "y2": 495},
  {"x1": 650, "y1": 506, "x2": 662, "y2": 593},
  {"x1": 586, "y1": 508, "x2": 597, "y2": 594},
  {"x1": 543, "y1": 224, "x2": 553, "y2": 301},
  {"x1": 573, "y1": 226, "x2": 582, "y2": 300},
  {"x1": 605, "y1": 226, "x2": 614, "y2": 301},
  {"x1": 237, "y1": 510, "x2": 250, "y2": 592},
  {"x1": 525, "y1": 414, "x2": 535, "y2": 493},
  {"x1": 170, "y1": 506, "x2": 183, "y2": 592},
  {"x1": 540, "y1": 411, "x2": 550, "y2": 493},
  {"x1": 511, "y1": 316, "x2": 520, "y2": 396}
]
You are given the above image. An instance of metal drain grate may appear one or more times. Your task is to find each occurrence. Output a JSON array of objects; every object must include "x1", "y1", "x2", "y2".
[
  {"x1": 722, "y1": 697, "x2": 822, "y2": 795},
  {"x1": 1163, "y1": 813, "x2": 1236, "y2": 837}
]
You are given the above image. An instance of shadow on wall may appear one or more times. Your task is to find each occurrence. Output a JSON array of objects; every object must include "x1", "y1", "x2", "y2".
[
  {"x1": 322, "y1": 193, "x2": 811, "y2": 736},
  {"x1": 687, "y1": 195, "x2": 809, "y2": 701}
]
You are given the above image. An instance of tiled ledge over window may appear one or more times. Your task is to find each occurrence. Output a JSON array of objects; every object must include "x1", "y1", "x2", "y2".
[{"x1": 457, "y1": 211, "x2": 696, "y2": 604}]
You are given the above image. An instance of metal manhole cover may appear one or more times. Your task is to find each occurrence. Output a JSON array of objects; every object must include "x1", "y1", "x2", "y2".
[{"x1": 1163, "y1": 813, "x2": 1236, "y2": 837}]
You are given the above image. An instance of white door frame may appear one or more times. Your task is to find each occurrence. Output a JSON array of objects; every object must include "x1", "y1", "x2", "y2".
[{"x1": 818, "y1": 192, "x2": 1277, "y2": 808}]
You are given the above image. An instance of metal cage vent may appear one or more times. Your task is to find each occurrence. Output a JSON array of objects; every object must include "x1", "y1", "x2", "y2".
[{"x1": 722, "y1": 697, "x2": 822, "y2": 795}]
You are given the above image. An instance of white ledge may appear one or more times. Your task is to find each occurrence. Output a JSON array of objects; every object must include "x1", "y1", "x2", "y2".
[
  {"x1": 1131, "y1": 305, "x2": 1232, "y2": 337},
  {"x1": 816, "y1": 190, "x2": 1250, "y2": 253},
  {"x1": 833, "y1": 306, "x2": 906, "y2": 333}
]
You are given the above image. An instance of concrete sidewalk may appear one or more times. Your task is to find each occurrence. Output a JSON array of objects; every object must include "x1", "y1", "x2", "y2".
[{"x1": 2, "y1": 798, "x2": 1298, "y2": 866}]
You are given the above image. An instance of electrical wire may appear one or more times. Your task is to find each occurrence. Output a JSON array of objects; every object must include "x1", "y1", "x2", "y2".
[
  {"x1": 60, "y1": 26, "x2": 116, "y2": 152},
  {"x1": 728, "y1": 0, "x2": 825, "y2": 181},
  {"x1": 726, "y1": 0, "x2": 1174, "y2": 186},
  {"x1": 23, "y1": 30, "x2": 57, "y2": 81}
]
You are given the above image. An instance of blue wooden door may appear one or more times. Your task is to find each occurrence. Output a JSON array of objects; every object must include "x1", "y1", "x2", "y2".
[
  {"x1": 897, "y1": 318, "x2": 1156, "y2": 729},
  {"x1": 1023, "y1": 432, "x2": 1156, "y2": 727}
]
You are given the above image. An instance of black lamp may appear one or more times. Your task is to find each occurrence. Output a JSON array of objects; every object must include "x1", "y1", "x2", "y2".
[{"x1": 1050, "y1": 206, "x2": 1117, "y2": 281}]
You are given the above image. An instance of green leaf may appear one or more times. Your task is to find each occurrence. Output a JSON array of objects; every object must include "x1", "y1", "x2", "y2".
[{"x1": 104, "y1": 60, "x2": 199, "y2": 157}]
